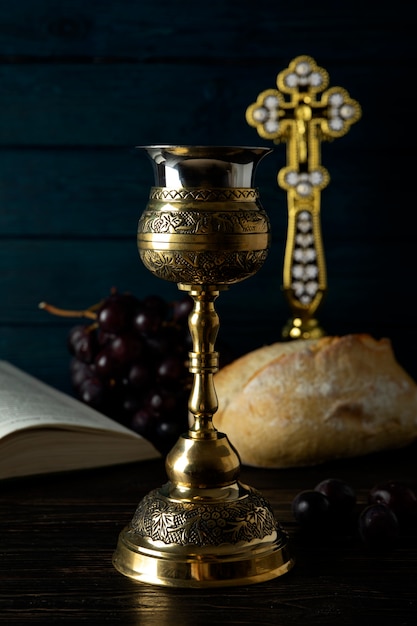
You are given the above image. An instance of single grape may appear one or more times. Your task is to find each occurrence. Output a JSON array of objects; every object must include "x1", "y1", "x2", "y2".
[
  {"x1": 368, "y1": 480, "x2": 417, "y2": 526},
  {"x1": 291, "y1": 490, "x2": 332, "y2": 528},
  {"x1": 131, "y1": 408, "x2": 154, "y2": 438},
  {"x1": 68, "y1": 324, "x2": 98, "y2": 364},
  {"x1": 109, "y1": 333, "x2": 145, "y2": 366},
  {"x1": 96, "y1": 327, "x2": 115, "y2": 347},
  {"x1": 314, "y1": 478, "x2": 357, "y2": 517},
  {"x1": 97, "y1": 291, "x2": 138, "y2": 334},
  {"x1": 94, "y1": 348, "x2": 116, "y2": 379},
  {"x1": 70, "y1": 358, "x2": 96, "y2": 390},
  {"x1": 95, "y1": 346, "x2": 131, "y2": 380},
  {"x1": 172, "y1": 295, "x2": 194, "y2": 323},
  {"x1": 145, "y1": 387, "x2": 178, "y2": 418},
  {"x1": 127, "y1": 362, "x2": 153, "y2": 390},
  {"x1": 133, "y1": 294, "x2": 169, "y2": 337},
  {"x1": 67, "y1": 325, "x2": 87, "y2": 354},
  {"x1": 358, "y1": 503, "x2": 400, "y2": 549},
  {"x1": 156, "y1": 354, "x2": 187, "y2": 384},
  {"x1": 78, "y1": 376, "x2": 106, "y2": 409}
]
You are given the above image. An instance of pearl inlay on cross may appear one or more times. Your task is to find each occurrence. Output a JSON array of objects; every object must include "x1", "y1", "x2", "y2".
[{"x1": 246, "y1": 55, "x2": 361, "y2": 339}]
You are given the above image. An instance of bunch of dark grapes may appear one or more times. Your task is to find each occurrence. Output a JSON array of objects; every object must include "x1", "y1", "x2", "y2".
[
  {"x1": 291, "y1": 477, "x2": 417, "y2": 551},
  {"x1": 41, "y1": 289, "x2": 200, "y2": 455}
]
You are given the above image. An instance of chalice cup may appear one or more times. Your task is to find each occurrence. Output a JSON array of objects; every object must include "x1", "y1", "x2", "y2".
[{"x1": 112, "y1": 145, "x2": 294, "y2": 587}]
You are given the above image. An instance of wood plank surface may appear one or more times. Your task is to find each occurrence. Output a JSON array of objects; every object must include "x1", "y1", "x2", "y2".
[
  {"x1": 0, "y1": 0, "x2": 412, "y2": 61},
  {"x1": 1, "y1": 445, "x2": 416, "y2": 625},
  {"x1": 0, "y1": 63, "x2": 373, "y2": 147}
]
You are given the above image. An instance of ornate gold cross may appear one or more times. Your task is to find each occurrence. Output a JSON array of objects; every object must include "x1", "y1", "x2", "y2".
[{"x1": 246, "y1": 55, "x2": 361, "y2": 339}]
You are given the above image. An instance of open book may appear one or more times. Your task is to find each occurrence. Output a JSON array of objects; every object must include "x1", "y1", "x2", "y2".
[{"x1": 0, "y1": 360, "x2": 160, "y2": 480}]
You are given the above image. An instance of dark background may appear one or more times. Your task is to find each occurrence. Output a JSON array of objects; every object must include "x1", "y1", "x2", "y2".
[{"x1": 0, "y1": 0, "x2": 415, "y2": 394}]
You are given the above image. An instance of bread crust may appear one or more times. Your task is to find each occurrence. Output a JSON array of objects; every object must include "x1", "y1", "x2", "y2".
[{"x1": 213, "y1": 334, "x2": 417, "y2": 468}]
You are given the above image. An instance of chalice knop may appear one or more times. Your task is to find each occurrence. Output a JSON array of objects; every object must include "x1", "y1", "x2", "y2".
[{"x1": 112, "y1": 145, "x2": 294, "y2": 587}]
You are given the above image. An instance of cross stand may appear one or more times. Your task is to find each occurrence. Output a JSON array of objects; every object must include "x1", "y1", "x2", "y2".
[{"x1": 246, "y1": 55, "x2": 361, "y2": 340}]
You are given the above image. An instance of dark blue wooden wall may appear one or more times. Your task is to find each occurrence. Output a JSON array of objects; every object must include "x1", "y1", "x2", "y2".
[{"x1": 1, "y1": 0, "x2": 416, "y2": 394}]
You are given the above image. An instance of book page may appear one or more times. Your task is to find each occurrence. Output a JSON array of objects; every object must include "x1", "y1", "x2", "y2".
[{"x1": 0, "y1": 360, "x2": 146, "y2": 440}]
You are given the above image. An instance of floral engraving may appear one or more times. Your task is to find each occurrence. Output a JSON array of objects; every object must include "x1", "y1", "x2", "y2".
[
  {"x1": 139, "y1": 249, "x2": 268, "y2": 284},
  {"x1": 130, "y1": 486, "x2": 285, "y2": 547},
  {"x1": 138, "y1": 210, "x2": 268, "y2": 236}
]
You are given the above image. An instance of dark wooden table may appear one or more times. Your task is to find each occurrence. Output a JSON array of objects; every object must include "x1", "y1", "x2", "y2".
[{"x1": 1, "y1": 443, "x2": 416, "y2": 625}]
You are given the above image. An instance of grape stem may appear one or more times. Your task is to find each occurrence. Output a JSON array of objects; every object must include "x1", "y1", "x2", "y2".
[{"x1": 38, "y1": 301, "x2": 99, "y2": 320}]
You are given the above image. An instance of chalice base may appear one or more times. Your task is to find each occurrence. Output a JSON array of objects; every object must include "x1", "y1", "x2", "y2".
[{"x1": 112, "y1": 481, "x2": 294, "y2": 588}]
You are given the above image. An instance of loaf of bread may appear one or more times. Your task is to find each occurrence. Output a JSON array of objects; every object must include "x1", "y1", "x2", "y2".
[{"x1": 212, "y1": 334, "x2": 417, "y2": 468}]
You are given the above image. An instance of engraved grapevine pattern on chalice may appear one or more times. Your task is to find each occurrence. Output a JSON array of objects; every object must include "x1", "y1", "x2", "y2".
[
  {"x1": 130, "y1": 487, "x2": 284, "y2": 547},
  {"x1": 139, "y1": 249, "x2": 268, "y2": 285},
  {"x1": 138, "y1": 209, "x2": 269, "y2": 236}
]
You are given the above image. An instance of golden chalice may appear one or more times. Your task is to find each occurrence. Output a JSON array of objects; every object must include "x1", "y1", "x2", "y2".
[{"x1": 112, "y1": 145, "x2": 294, "y2": 587}]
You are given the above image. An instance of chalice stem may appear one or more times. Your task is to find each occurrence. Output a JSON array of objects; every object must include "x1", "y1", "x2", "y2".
[{"x1": 182, "y1": 285, "x2": 221, "y2": 438}]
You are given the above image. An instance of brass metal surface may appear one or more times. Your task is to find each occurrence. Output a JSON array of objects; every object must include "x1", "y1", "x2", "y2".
[
  {"x1": 137, "y1": 161, "x2": 271, "y2": 286},
  {"x1": 113, "y1": 145, "x2": 294, "y2": 587},
  {"x1": 246, "y1": 55, "x2": 361, "y2": 339},
  {"x1": 113, "y1": 481, "x2": 294, "y2": 588}
]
